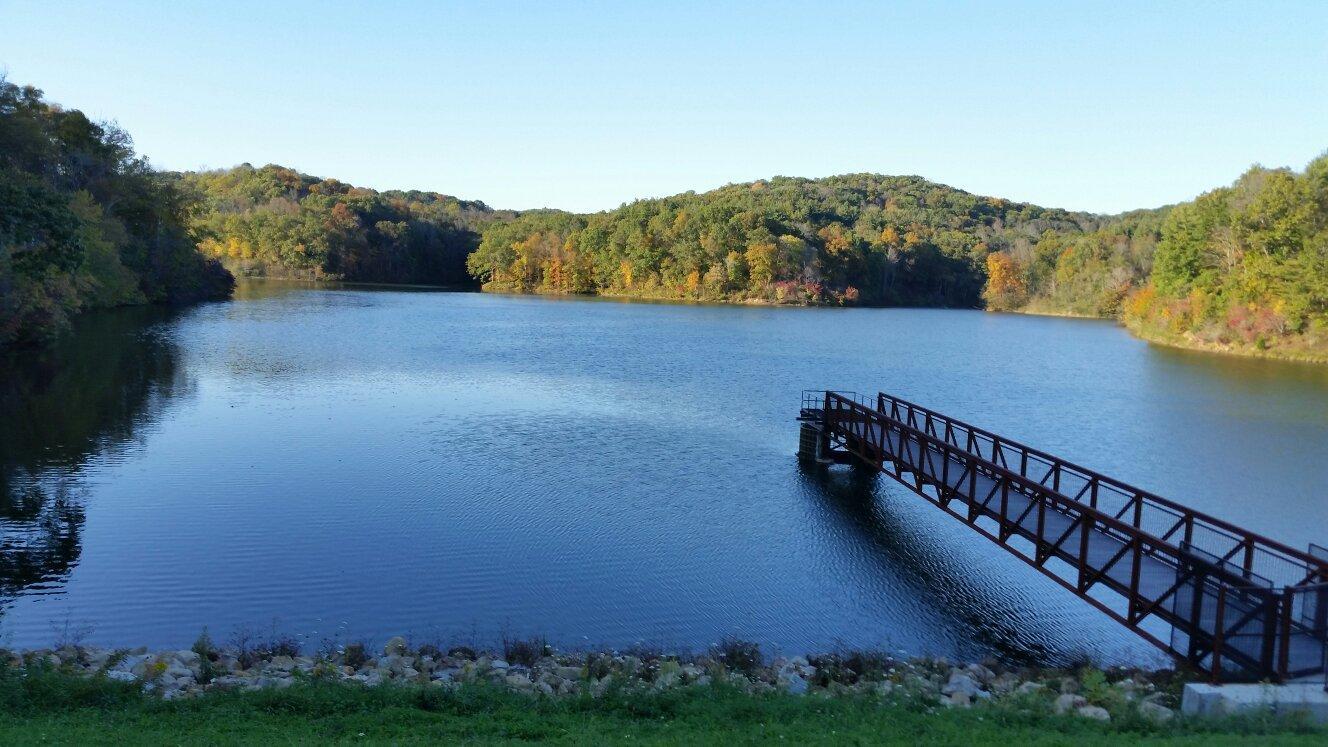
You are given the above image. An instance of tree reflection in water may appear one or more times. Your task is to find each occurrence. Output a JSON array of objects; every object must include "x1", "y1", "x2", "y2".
[{"x1": 0, "y1": 307, "x2": 191, "y2": 612}]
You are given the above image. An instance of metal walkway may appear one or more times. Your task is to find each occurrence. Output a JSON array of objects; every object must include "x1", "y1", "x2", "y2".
[{"x1": 798, "y1": 390, "x2": 1328, "y2": 683}]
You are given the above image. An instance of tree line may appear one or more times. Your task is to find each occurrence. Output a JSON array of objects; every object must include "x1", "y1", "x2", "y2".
[
  {"x1": 983, "y1": 155, "x2": 1328, "y2": 357},
  {"x1": 4, "y1": 76, "x2": 1323, "y2": 360},
  {"x1": 1123, "y1": 157, "x2": 1328, "y2": 357},
  {"x1": 0, "y1": 78, "x2": 234, "y2": 348},
  {"x1": 470, "y1": 160, "x2": 1326, "y2": 359},
  {"x1": 180, "y1": 165, "x2": 506, "y2": 285},
  {"x1": 466, "y1": 174, "x2": 1107, "y2": 308}
]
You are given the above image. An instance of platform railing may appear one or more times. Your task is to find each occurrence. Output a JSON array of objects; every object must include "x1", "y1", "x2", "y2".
[
  {"x1": 810, "y1": 390, "x2": 1328, "y2": 682},
  {"x1": 874, "y1": 391, "x2": 1328, "y2": 592}
]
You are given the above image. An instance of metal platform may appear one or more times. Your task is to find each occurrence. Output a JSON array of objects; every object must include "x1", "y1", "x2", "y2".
[{"x1": 798, "y1": 390, "x2": 1328, "y2": 683}]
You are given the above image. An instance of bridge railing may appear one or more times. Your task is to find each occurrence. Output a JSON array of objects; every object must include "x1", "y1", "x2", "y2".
[
  {"x1": 801, "y1": 389, "x2": 871, "y2": 415},
  {"x1": 873, "y1": 391, "x2": 1328, "y2": 593},
  {"x1": 814, "y1": 391, "x2": 1327, "y2": 681}
]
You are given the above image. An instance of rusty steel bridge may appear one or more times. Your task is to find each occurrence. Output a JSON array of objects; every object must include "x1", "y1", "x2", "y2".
[{"x1": 798, "y1": 390, "x2": 1328, "y2": 684}]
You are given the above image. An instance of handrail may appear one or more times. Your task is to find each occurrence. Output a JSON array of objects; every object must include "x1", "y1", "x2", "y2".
[
  {"x1": 821, "y1": 392, "x2": 1286, "y2": 592},
  {"x1": 874, "y1": 391, "x2": 1328, "y2": 587},
  {"x1": 807, "y1": 389, "x2": 1326, "y2": 682}
]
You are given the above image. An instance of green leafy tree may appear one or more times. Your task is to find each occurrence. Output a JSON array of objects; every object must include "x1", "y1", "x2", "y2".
[{"x1": 0, "y1": 77, "x2": 233, "y2": 347}]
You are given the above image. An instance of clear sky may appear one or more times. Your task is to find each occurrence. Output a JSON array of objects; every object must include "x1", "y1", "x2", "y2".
[{"x1": 3, "y1": 1, "x2": 1325, "y2": 214}]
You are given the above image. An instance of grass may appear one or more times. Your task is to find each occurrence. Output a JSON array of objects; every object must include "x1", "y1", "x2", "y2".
[{"x1": 0, "y1": 666, "x2": 1324, "y2": 745}]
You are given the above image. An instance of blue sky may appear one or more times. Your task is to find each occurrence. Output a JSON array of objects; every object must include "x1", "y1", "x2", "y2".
[{"x1": 3, "y1": 1, "x2": 1325, "y2": 213}]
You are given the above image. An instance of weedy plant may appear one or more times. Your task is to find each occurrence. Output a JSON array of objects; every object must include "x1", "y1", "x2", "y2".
[
  {"x1": 501, "y1": 635, "x2": 548, "y2": 668},
  {"x1": 711, "y1": 637, "x2": 763, "y2": 677},
  {"x1": 191, "y1": 629, "x2": 220, "y2": 684}
]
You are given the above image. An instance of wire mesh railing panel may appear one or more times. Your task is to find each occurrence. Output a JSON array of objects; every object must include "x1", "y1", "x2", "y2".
[
  {"x1": 814, "y1": 391, "x2": 1328, "y2": 682},
  {"x1": 874, "y1": 391, "x2": 1326, "y2": 591}
]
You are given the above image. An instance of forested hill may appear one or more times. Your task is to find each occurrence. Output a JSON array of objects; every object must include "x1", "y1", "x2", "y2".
[
  {"x1": 469, "y1": 160, "x2": 1328, "y2": 360},
  {"x1": 466, "y1": 174, "x2": 1125, "y2": 308},
  {"x1": 180, "y1": 165, "x2": 508, "y2": 285},
  {"x1": 1121, "y1": 157, "x2": 1328, "y2": 359},
  {"x1": 0, "y1": 79, "x2": 234, "y2": 348},
  {"x1": 4, "y1": 76, "x2": 1321, "y2": 361}
]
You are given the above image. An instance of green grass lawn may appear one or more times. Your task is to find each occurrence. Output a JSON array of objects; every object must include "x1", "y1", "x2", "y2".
[{"x1": 1, "y1": 668, "x2": 1323, "y2": 745}]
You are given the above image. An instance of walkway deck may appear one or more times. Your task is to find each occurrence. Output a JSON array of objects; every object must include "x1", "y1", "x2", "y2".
[{"x1": 798, "y1": 390, "x2": 1328, "y2": 683}]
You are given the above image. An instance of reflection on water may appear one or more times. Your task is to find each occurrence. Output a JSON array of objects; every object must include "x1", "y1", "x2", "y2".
[
  {"x1": 798, "y1": 463, "x2": 1064, "y2": 666},
  {"x1": 0, "y1": 307, "x2": 190, "y2": 614},
  {"x1": 0, "y1": 483, "x2": 83, "y2": 603},
  {"x1": 0, "y1": 281, "x2": 1322, "y2": 667}
]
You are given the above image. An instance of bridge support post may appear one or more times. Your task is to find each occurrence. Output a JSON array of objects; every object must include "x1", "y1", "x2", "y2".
[{"x1": 798, "y1": 422, "x2": 830, "y2": 463}]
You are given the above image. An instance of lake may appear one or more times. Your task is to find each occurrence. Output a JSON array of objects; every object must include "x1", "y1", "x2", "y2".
[{"x1": 3, "y1": 280, "x2": 1327, "y2": 666}]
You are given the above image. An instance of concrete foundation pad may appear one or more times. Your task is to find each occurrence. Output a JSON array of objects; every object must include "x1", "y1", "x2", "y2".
[{"x1": 1182, "y1": 683, "x2": 1328, "y2": 724}]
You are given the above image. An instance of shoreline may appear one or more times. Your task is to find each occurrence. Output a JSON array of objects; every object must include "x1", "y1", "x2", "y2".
[
  {"x1": 489, "y1": 283, "x2": 1328, "y2": 365},
  {"x1": 231, "y1": 275, "x2": 1328, "y2": 365},
  {"x1": 1122, "y1": 322, "x2": 1328, "y2": 365},
  {"x1": 3, "y1": 637, "x2": 1183, "y2": 723}
]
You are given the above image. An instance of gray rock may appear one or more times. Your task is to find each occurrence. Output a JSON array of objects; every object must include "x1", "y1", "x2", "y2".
[
  {"x1": 383, "y1": 636, "x2": 408, "y2": 656},
  {"x1": 942, "y1": 672, "x2": 982, "y2": 698},
  {"x1": 1076, "y1": 705, "x2": 1111, "y2": 721},
  {"x1": 1138, "y1": 700, "x2": 1174, "y2": 723},
  {"x1": 1054, "y1": 693, "x2": 1087, "y2": 714},
  {"x1": 1016, "y1": 681, "x2": 1046, "y2": 695},
  {"x1": 506, "y1": 674, "x2": 533, "y2": 690},
  {"x1": 946, "y1": 691, "x2": 972, "y2": 708},
  {"x1": 964, "y1": 663, "x2": 995, "y2": 684},
  {"x1": 378, "y1": 654, "x2": 405, "y2": 675},
  {"x1": 113, "y1": 654, "x2": 150, "y2": 674},
  {"x1": 164, "y1": 663, "x2": 194, "y2": 681},
  {"x1": 782, "y1": 674, "x2": 808, "y2": 694},
  {"x1": 105, "y1": 670, "x2": 137, "y2": 683},
  {"x1": 555, "y1": 666, "x2": 583, "y2": 680},
  {"x1": 267, "y1": 656, "x2": 296, "y2": 672},
  {"x1": 130, "y1": 658, "x2": 157, "y2": 679}
]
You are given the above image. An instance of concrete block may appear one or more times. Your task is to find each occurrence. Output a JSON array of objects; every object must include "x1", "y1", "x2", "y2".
[{"x1": 1182, "y1": 683, "x2": 1328, "y2": 724}]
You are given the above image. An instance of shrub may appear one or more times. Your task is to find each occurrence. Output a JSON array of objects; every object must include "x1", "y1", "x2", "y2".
[
  {"x1": 710, "y1": 637, "x2": 762, "y2": 677},
  {"x1": 447, "y1": 646, "x2": 477, "y2": 661},
  {"x1": 342, "y1": 642, "x2": 369, "y2": 669},
  {"x1": 230, "y1": 627, "x2": 302, "y2": 670},
  {"x1": 501, "y1": 636, "x2": 547, "y2": 668},
  {"x1": 191, "y1": 629, "x2": 220, "y2": 684}
]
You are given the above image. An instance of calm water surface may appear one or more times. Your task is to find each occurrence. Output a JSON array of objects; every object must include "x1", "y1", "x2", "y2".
[{"x1": 3, "y1": 280, "x2": 1327, "y2": 665}]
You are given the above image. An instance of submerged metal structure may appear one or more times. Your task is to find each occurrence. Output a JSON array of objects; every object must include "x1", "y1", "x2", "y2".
[{"x1": 798, "y1": 390, "x2": 1328, "y2": 684}]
